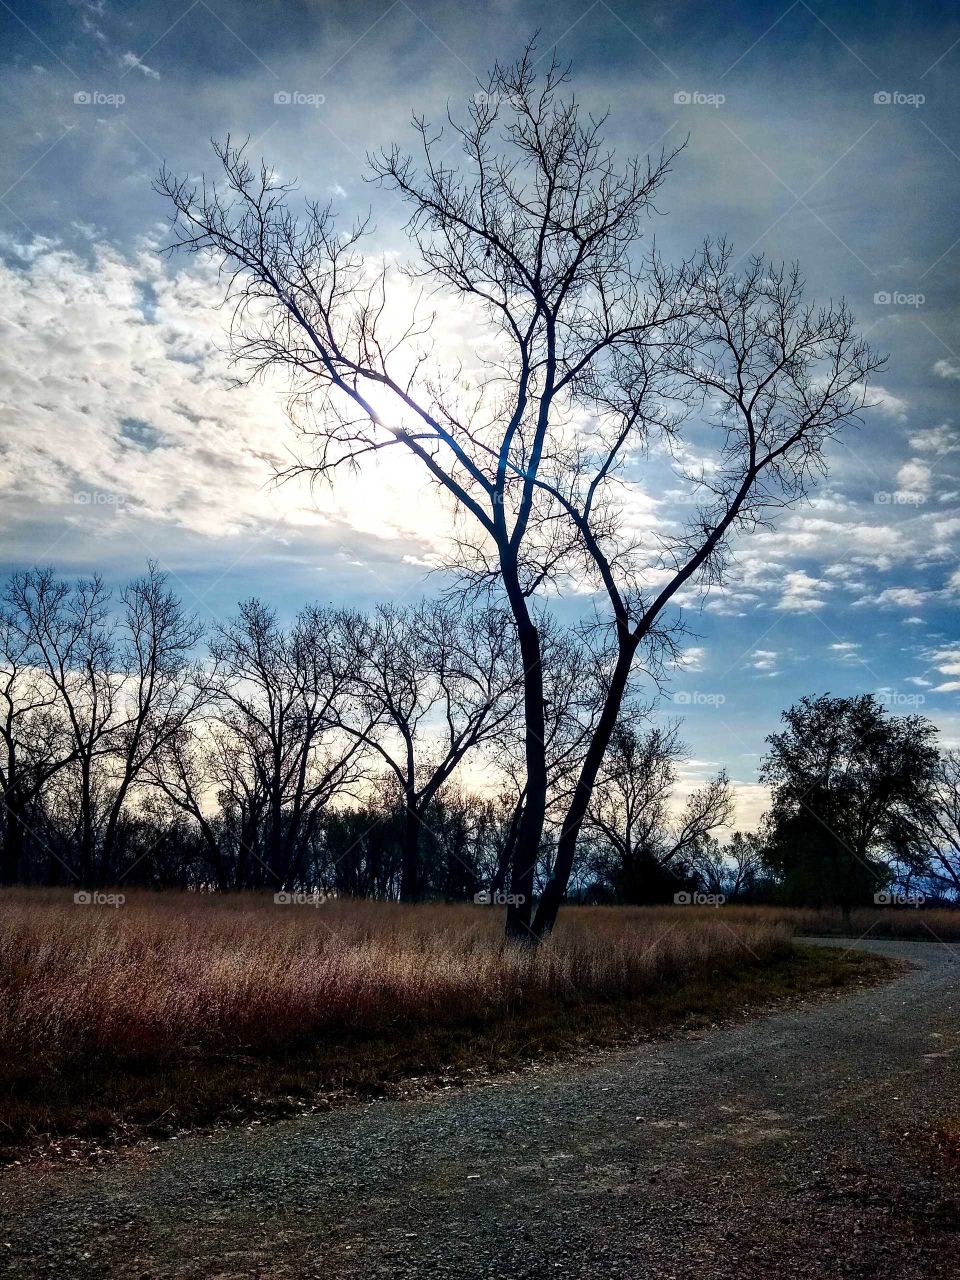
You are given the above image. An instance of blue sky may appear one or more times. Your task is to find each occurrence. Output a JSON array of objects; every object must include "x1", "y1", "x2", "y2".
[{"x1": 0, "y1": 0, "x2": 958, "y2": 824}]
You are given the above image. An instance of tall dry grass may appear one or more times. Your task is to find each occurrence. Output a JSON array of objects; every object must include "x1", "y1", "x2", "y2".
[
  {"x1": 0, "y1": 890, "x2": 792, "y2": 1082},
  {"x1": 716, "y1": 903, "x2": 960, "y2": 942}
]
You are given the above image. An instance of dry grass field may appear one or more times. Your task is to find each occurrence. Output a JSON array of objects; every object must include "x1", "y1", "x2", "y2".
[{"x1": 0, "y1": 891, "x2": 911, "y2": 1156}]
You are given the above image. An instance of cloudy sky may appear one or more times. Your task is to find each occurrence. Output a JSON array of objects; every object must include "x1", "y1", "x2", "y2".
[{"x1": 0, "y1": 0, "x2": 958, "y2": 826}]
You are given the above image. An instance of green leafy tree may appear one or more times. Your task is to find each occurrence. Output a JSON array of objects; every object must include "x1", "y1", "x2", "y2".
[{"x1": 760, "y1": 694, "x2": 939, "y2": 922}]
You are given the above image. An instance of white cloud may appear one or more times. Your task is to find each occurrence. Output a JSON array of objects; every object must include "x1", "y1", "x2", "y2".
[
  {"x1": 0, "y1": 239, "x2": 457, "y2": 563},
  {"x1": 933, "y1": 359, "x2": 960, "y2": 381},
  {"x1": 776, "y1": 570, "x2": 831, "y2": 611},
  {"x1": 681, "y1": 646, "x2": 707, "y2": 671},
  {"x1": 867, "y1": 587, "x2": 929, "y2": 608},
  {"x1": 120, "y1": 52, "x2": 160, "y2": 79},
  {"x1": 895, "y1": 459, "x2": 931, "y2": 496},
  {"x1": 909, "y1": 422, "x2": 957, "y2": 454},
  {"x1": 871, "y1": 385, "x2": 909, "y2": 419},
  {"x1": 751, "y1": 649, "x2": 778, "y2": 672},
  {"x1": 929, "y1": 646, "x2": 960, "y2": 679}
]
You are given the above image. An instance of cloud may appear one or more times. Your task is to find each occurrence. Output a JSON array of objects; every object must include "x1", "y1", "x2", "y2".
[
  {"x1": 120, "y1": 52, "x2": 160, "y2": 79},
  {"x1": 681, "y1": 646, "x2": 706, "y2": 671},
  {"x1": 895, "y1": 459, "x2": 931, "y2": 496},
  {"x1": 933, "y1": 359, "x2": 960, "y2": 381},
  {"x1": 871, "y1": 385, "x2": 909, "y2": 419},
  {"x1": 928, "y1": 646, "x2": 960, "y2": 679},
  {"x1": 921, "y1": 646, "x2": 960, "y2": 694},
  {"x1": 909, "y1": 423, "x2": 957, "y2": 454},
  {"x1": 776, "y1": 570, "x2": 831, "y2": 611},
  {"x1": 751, "y1": 649, "x2": 778, "y2": 671},
  {"x1": 861, "y1": 587, "x2": 929, "y2": 609},
  {"x1": 0, "y1": 237, "x2": 456, "y2": 571}
]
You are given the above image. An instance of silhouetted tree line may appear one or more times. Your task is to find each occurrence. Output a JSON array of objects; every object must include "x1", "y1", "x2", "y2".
[
  {"x1": 2, "y1": 568, "x2": 957, "y2": 908},
  {"x1": 0, "y1": 565, "x2": 732, "y2": 899}
]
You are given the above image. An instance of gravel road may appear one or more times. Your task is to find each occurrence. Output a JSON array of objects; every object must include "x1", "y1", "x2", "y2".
[{"x1": 3, "y1": 936, "x2": 959, "y2": 1279}]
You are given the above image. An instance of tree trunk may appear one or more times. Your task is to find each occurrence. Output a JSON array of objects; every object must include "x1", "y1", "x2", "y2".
[
  {"x1": 533, "y1": 637, "x2": 636, "y2": 938},
  {"x1": 400, "y1": 798, "x2": 422, "y2": 901},
  {"x1": 505, "y1": 615, "x2": 547, "y2": 942},
  {"x1": 0, "y1": 799, "x2": 25, "y2": 885},
  {"x1": 492, "y1": 793, "x2": 524, "y2": 897}
]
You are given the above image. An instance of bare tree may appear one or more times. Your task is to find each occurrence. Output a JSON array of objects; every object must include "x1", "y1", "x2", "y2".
[
  {"x1": 198, "y1": 599, "x2": 369, "y2": 890},
  {"x1": 587, "y1": 720, "x2": 733, "y2": 899},
  {"x1": 0, "y1": 600, "x2": 73, "y2": 882},
  {"x1": 335, "y1": 601, "x2": 521, "y2": 900},
  {"x1": 157, "y1": 45, "x2": 883, "y2": 938},
  {"x1": 919, "y1": 748, "x2": 960, "y2": 897},
  {"x1": 7, "y1": 565, "x2": 203, "y2": 885}
]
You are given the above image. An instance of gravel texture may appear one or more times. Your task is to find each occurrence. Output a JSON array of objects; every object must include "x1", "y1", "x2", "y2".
[{"x1": 2, "y1": 936, "x2": 959, "y2": 1278}]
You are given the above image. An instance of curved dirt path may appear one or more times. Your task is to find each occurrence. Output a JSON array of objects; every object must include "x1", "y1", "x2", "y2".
[{"x1": 2, "y1": 937, "x2": 960, "y2": 1278}]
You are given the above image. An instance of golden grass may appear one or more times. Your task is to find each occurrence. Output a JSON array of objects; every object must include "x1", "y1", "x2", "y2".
[
  {"x1": 0, "y1": 891, "x2": 793, "y2": 1077},
  {"x1": 712, "y1": 903, "x2": 960, "y2": 942},
  {"x1": 0, "y1": 892, "x2": 907, "y2": 1154}
]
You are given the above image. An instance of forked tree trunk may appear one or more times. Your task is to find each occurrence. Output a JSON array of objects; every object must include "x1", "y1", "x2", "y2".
[
  {"x1": 400, "y1": 799, "x2": 422, "y2": 902},
  {"x1": 505, "y1": 613, "x2": 547, "y2": 942},
  {"x1": 533, "y1": 636, "x2": 637, "y2": 939}
]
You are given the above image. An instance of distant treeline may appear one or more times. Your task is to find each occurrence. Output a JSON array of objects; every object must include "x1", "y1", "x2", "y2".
[{"x1": 1, "y1": 566, "x2": 957, "y2": 909}]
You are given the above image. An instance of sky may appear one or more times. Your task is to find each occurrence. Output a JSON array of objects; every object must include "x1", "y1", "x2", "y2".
[{"x1": 0, "y1": 0, "x2": 958, "y2": 828}]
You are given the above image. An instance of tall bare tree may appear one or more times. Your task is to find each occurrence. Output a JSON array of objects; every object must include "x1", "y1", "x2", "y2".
[
  {"x1": 917, "y1": 748, "x2": 960, "y2": 897},
  {"x1": 335, "y1": 601, "x2": 521, "y2": 900},
  {"x1": 587, "y1": 720, "x2": 733, "y2": 899},
  {"x1": 0, "y1": 600, "x2": 72, "y2": 882},
  {"x1": 201, "y1": 600, "x2": 368, "y2": 889},
  {"x1": 158, "y1": 45, "x2": 883, "y2": 937},
  {"x1": 6, "y1": 565, "x2": 204, "y2": 885}
]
